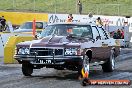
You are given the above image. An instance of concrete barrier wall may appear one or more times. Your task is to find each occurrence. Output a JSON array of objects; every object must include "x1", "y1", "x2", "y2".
[
  {"x1": 0, "y1": 33, "x2": 15, "y2": 63},
  {"x1": 0, "y1": 36, "x2": 4, "y2": 60},
  {"x1": 0, "y1": 33, "x2": 14, "y2": 57},
  {"x1": 4, "y1": 36, "x2": 33, "y2": 64},
  {"x1": 0, "y1": 33, "x2": 33, "y2": 63}
]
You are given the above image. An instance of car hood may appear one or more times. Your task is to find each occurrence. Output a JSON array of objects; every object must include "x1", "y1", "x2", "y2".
[{"x1": 17, "y1": 35, "x2": 91, "y2": 48}]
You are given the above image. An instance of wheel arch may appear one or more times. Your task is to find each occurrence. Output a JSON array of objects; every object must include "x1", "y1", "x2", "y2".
[{"x1": 85, "y1": 49, "x2": 92, "y2": 62}]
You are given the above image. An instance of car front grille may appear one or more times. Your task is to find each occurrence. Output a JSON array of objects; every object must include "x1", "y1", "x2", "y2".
[{"x1": 30, "y1": 48, "x2": 63, "y2": 56}]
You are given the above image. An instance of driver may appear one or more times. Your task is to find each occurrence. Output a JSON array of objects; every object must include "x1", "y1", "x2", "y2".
[{"x1": 67, "y1": 28, "x2": 73, "y2": 34}]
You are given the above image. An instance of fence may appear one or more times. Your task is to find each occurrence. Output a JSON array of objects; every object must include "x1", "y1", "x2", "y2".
[{"x1": 0, "y1": 0, "x2": 132, "y2": 16}]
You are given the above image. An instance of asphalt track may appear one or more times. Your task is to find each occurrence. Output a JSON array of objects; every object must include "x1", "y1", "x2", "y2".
[{"x1": 0, "y1": 49, "x2": 132, "y2": 88}]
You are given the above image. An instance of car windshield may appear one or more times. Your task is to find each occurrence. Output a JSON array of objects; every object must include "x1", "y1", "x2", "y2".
[
  {"x1": 20, "y1": 22, "x2": 32, "y2": 29},
  {"x1": 40, "y1": 24, "x2": 93, "y2": 38}
]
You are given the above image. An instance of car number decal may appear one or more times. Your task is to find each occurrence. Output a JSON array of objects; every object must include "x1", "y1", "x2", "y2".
[{"x1": 37, "y1": 59, "x2": 52, "y2": 64}]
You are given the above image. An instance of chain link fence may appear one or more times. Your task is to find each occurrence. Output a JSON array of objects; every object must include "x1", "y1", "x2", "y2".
[{"x1": 0, "y1": 0, "x2": 132, "y2": 16}]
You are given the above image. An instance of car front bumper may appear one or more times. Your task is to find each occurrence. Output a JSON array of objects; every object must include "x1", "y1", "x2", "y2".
[{"x1": 14, "y1": 55, "x2": 83, "y2": 65}]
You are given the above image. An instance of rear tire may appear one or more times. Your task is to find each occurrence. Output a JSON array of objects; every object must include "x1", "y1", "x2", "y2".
[
  {"x1": 22, "y1": 63, "x2": 33, "y2": 76},
  {"x1": 102, "y1": 50, "x2": 115, "y2": 72}
]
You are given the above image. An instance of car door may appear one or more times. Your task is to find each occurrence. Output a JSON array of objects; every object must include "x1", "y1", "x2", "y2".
[
  {"x1": 91, "y1": 26, "x2": 110, "y2": 59},
  {"x1": 97, "y1": 27, "x2": 111, "y2": 59}
]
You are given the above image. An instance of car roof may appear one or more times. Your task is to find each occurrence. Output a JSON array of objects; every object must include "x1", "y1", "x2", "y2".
[
  {"x1": 48, "y1": 22, "x2": 96, "y2": 26},
  {"x1": 24, "y1": 21, "x2": 47, "y2": 23}
]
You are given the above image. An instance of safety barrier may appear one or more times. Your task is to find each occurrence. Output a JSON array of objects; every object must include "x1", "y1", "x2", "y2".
[
  {"x1": 0, "y1": 33, "x2": 15, "y2": 62},
  {"x1": 4, "y1": 36, "x2": 34, "y2": 64},
  {"x1": 0, "y1": 11, "x2": 48, "y2": 26}
]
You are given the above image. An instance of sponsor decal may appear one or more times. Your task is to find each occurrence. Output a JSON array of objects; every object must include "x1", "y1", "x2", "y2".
[
  {"x1": 88, "y1": 80, "x2": 131, "y2": 85},
  {"x1": 49, "y1": 14, "x2": 80, "y2": 23},
  {"x1": 116, "y1": 18, "x2": 130, "y2": 27}
]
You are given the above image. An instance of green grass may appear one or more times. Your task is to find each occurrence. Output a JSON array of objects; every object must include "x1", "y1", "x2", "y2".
[{"x1": 0, "y1": 0, "x2": 132, "y2": 16}]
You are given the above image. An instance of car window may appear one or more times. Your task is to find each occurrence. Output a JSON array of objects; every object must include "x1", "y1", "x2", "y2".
[
  {"x1": 36, "y1": 22, "x2": 43, "y2": 29},
  {"x1": 72, "y1": 26, "x2": 92, "y2": 38},
  {"x1": 20, "y1": 22, "x2": 32, "y2": 29},
  {"x1": 41, "y1": 26, "x2": 54, "y2": 36},
  {"x1": 41, "y1": 24, "x2": 93, "y2": 38},
  {"x1": 19, "y1": 22, "x2": 47, "y2": 29},
  {"x1": 92, "y1": 26, "x2": 100, "y2": 39},
  {"x1": 43, "y1": 22, "x2": 48, "y2": 28}
]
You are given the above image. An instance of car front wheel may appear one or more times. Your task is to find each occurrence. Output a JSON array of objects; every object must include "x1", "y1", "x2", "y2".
[{"x1": 22, "y1": 63, "x2": 33, "y2": 76}]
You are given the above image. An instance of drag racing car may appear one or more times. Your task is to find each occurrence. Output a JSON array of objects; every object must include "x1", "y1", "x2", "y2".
[
  {"x1": 13, "y1": 21, "x2": 47, "y2": 33},
  {"x1": 14, "y1": 22, "x2": 120, "y2": 77}
]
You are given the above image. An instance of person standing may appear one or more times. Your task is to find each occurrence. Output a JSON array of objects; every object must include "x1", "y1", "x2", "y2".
[
  {"x1": 67, "y1": 14, "x2": 73, "y2": 22},
  {"x1": 77, "y1": 0, "x2": 82, "y2": 14},
  {"x1": 117, "y1": 29, "x2": 121, "y2": 39},
  {"x1": 0, "y1": 16, "x2": 6, "y2": 31},
  {"x1": 0, "y1": 17, "x2": 2, "y2": 32},
  {"x1": 96, "y1": 17, "x2": 103, "y2": 26}
]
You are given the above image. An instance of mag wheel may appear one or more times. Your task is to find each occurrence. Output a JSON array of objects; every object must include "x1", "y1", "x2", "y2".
[
  {"x1": 102, "y1": 50, "x2": 115, "y2": 72},
  {"x1": 22, "y1": 63, "x2": 33, "y2": 76}
]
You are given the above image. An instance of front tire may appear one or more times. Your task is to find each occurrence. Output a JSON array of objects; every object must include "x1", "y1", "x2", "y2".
[
  {"x1": 22, "y1": 63, "x2": 33, "y2": 76},
  {"x1": 102, "y1": 50, "x2": 115, "y2": 72}
]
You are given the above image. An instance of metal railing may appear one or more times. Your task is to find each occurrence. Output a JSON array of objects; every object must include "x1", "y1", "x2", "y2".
[{"x1": 0, "y1": 0, "x2": 131, "y2": 16}]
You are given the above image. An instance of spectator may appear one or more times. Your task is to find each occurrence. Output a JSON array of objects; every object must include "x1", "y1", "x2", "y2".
[
  {"x1": 110, "y1": 31, "x2": 115, "y2": 38},
  {"x1": 77, "y1": 0, "x2": 82, "y2": 14},
  {"x1": 96, "y1": 17, "x2": 103, "y2": 26},
  {"x1": 120, "y1": 29, "x2": 124, "y2": 39},
  {"x1": 67, "y1": 14, "x2": 73, "y2": 22},
  {"x1": 117, "y1": 29, "x2": 121, "y2": 39},
  {"x1": 113, "y1": 32, "x2": 118, "y2": 39},
  {"x1": 0, "y1": 16, "x2": 6, "y2": 31}
]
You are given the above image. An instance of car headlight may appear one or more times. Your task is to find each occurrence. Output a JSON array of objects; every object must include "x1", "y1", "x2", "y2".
[
  {"x1": 64, "y1": 48, "x2": 81, "y2": 55},
  {"x1": 18, "y1": 47, "x2": 30, "y2": 55}
]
